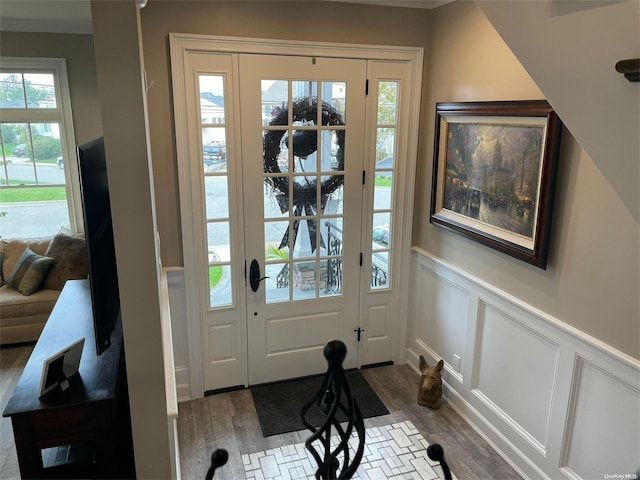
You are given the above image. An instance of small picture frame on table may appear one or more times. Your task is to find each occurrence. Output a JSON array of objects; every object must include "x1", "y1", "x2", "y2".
[
  {"x1": 430, "y1": 100, "x2": 563, "y2": 269},
  {"x1": 38, "y1": 337, "x2": 85, "y2": 397}
]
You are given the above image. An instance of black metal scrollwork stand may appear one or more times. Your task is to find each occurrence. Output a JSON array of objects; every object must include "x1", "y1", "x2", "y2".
[
  {"x1": 204, "y1": 448, "x2": 229, "y2": 480},
  {"x1": 427, "y1": 443, "x2": 453, "y2": 480},
  {"x1": 300, "y1": 340, "x2": 365, "y2": 479}
]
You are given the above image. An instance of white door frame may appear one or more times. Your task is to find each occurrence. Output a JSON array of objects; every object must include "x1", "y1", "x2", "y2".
[{"x1": 170, "y1": 34, "x2": 423, "y2": 399}]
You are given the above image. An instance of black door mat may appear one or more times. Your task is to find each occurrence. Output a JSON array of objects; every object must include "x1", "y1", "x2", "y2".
[{"x1": 251, "y1": 370, "x2": 389, "y2": 437}]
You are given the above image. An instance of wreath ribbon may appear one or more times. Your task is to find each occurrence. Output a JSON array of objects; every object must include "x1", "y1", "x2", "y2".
[{"x1": 277, "y1": 198, "x2": 328, "y2": 254}]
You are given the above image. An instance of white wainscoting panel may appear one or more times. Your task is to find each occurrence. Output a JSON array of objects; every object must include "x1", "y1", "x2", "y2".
[
  {"x1": 407, "y1": 248, "x2": 640, "y2": 480},
  {"x1": 165, "y1": 267, "x2": 191, "y2": 401},
  {"x1": 473, "y1": 301, "x2": 559, "y2": 454},
  {"x1": 560, "y1": 356, "x2": 640, "y2": 480},
  {"x1": 414, "y1": 264, "x2": 469, "y2": 380}
]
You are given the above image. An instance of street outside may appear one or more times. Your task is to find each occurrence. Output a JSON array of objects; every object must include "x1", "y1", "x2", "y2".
[{"x1": 0, "y1": 156, "x2": 69, "y2": 237}]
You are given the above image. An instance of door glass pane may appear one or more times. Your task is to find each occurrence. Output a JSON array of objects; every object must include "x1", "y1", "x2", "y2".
[
  {"x1": 264, "y1": 179, "x2": 289, "y2": 219},
  {"x1": 372, "y1": 213, "x2": 391, "y2": 242},
  {"x1": 320, "y1": 217, "x2": 343, "y2": 252},
  {"x1": 262, "y1": 80, "x2": 288, "y2": 126},
  {"x1": 204, "y1": 176, "x2": 229, "y2": 219},
  {"x1": 320, "y1": 258, "x2": 341, "y2": 297},
  {"x1": 292, "y1": 81, "x2": 318, "y2": 105},
  {"x1": 371, "y1": 251, "x2": 388, "y2": 288},
  {"x1": 377, "y1": 81, "x2": 397, "y2": 125},
  {"x1": 376, "y1": 128, "x2": 395, "y2": 167},
  {"x1": 291, "y1": 219, "x2": 316, "y2": 260},
  {"x1": 207, "y1": 221, "x2": 231, "y2": 307},
  {"x1": 321, "y1": 130, "x2": 341, "y2": 172},
  {"x1": 264, "y1": 129, "x2": 289, "y2": 173},
  {"x1": 292, "y1": 260, "x2": 318, "y2": 300},
  {"x1": 265, "y1": 221, "x2": 289, "y2": 261},
  {"x1": 320, "y1": 217, "x2": 342, "y2": 298},
  {"x1": 265, "y1": 262, "x2": 290, "y2": 303},
  {"x1": 210, "y1": 264, "x2": 232, "y2": 306},
  {"x1": 202, "y1": 127, "x2": 226, "y2": 173},
  {"x1": 207, "y1": 221, "x2": 230, "y2": 260},
  {"x1": 322, "y1": 81, "x2": 347, "y2": 124},
  {"x1": 199, "y1": 75, "x2": 225, "y2": 124},
  {"x1": 292, "y1": 130, "x2": 317, "y2": 172},
  {"x1": 292, "y1": 175, "x2": 317, "y2": 214},
  {"x1": 373, "y1": 176, "x2": 392, "y2": 210}
]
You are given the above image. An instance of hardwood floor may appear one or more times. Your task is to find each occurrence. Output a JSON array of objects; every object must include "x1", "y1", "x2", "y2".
[
  {"x1": 1, "y1": 343, "x2": 521, "y2": 479},
  {"x1": 177, "y1": 365, "x2": 522, "y2": 480},
  {"x1": 0, "y1": 343, "x2": 34, "y2": 480}
]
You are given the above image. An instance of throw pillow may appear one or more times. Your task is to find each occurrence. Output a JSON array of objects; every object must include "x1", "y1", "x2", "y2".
[
  {"x1": 6, "y1": 247, "x2": 55, "y2": 296},
  {"x1": 42, "y1": 233, "x2": 89, "y2": 291},
  {"x1": 1, "y1": 237, "x2": 50, "y2": 283}
]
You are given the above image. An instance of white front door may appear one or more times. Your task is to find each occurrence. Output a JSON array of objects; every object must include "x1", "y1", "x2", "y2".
[
  {"x1": 171, "y1": 36, "x2": 422, "y2": 395},
  {"x1": 238, "y1": 54, "x2": 367, "y2": 384}
]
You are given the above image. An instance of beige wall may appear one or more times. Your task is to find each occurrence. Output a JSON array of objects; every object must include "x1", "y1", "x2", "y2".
[
  {"x1": 415, "y1": 1, "x2": 639, "y2": 359},
  {"x1": 91, "y1": 2, "x2": 174, "y2": 478},
  {"x1": 139, "y1": 0, "x2": 432, "y2": 267},
  {"x1": 0, "y1": 31, "x2": 103, "y2": 144},
  {"x1": 139, "y1": 0, "x2": 638, "y2": 359}
]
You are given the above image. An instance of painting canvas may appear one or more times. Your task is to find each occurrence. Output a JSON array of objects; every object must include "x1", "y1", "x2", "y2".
[{"x1": 430, "y1": 101, "x2": 562, "y2": 268}]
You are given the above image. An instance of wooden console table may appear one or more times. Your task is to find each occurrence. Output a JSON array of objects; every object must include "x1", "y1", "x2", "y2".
[{"x1": 3, "y1": 279, "x2": 135, "y2": 479}]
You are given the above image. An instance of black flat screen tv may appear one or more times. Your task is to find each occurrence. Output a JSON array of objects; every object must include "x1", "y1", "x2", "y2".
[{"x1": 77, "y1": 137, "x2": 121, "y2": 356}]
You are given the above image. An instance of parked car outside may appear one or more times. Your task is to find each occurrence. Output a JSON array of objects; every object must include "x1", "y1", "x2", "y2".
[
  {"x1": 57, "y1": 156, "x2": 64, "y2": 169},
  {"x1": 12, "y1": 144, "x2": 26, "y2": 157},
  {"x1": 372, "y1": 224, "x2": 390, "y2": 247},
  {"x1": 203, "y1": 144, "x2": 226, "y2": 166},
  {"x1": 371, "y1": 224, "x2": 390, "y2": 287}
]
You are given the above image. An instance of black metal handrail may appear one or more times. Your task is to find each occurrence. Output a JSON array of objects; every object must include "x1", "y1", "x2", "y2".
[{"x1": 300, "y1": 340, "x2": 365, "y2": 479}]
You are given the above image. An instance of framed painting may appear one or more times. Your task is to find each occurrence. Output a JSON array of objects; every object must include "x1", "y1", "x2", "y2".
[{"x1": 430, "y1": 100, "x2": 563, "y2": 269}]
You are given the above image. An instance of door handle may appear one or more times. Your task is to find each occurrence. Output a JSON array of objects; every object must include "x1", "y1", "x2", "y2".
[{"x1": 249, "y1": 259, "x2": 269, "y2": 292}]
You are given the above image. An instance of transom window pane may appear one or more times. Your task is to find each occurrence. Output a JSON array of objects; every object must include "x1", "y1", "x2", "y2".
[{"x1": 0, "y1": 73, "x2": 56, "y2": 109}]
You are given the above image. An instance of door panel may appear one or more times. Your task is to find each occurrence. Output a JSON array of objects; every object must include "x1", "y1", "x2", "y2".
[{"x1": 239, "y1": 54, "x2": 367, "y2": 384}]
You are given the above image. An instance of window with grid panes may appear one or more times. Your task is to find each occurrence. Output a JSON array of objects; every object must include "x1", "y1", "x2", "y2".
[{"x1": 0, "y1": 58, "x2": 78, "y2": 238}]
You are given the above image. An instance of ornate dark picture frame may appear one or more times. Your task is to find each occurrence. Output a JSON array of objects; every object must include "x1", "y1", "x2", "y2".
[{"x1": 430, "y1": 100, "x2": 563, "y2": 269}]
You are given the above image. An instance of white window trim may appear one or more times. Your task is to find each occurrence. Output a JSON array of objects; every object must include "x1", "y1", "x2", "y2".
[{"x1": 0, "y1": 57, "x2": 82, "y2": 234}]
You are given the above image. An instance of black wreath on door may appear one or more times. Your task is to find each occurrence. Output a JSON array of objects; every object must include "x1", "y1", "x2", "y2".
[{"x1": 263, "y1": 98, "x2": 345, "y2": 253}]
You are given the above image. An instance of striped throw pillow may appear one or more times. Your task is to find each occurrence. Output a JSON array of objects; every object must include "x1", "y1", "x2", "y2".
[{"x1": 6, "y1": 247, "x2": 55, "y2": 296}]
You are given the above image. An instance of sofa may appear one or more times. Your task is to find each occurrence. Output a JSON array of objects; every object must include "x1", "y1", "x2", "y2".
[{"x1": 0, "y1": 234, "x2": 88, "y2": 345}]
